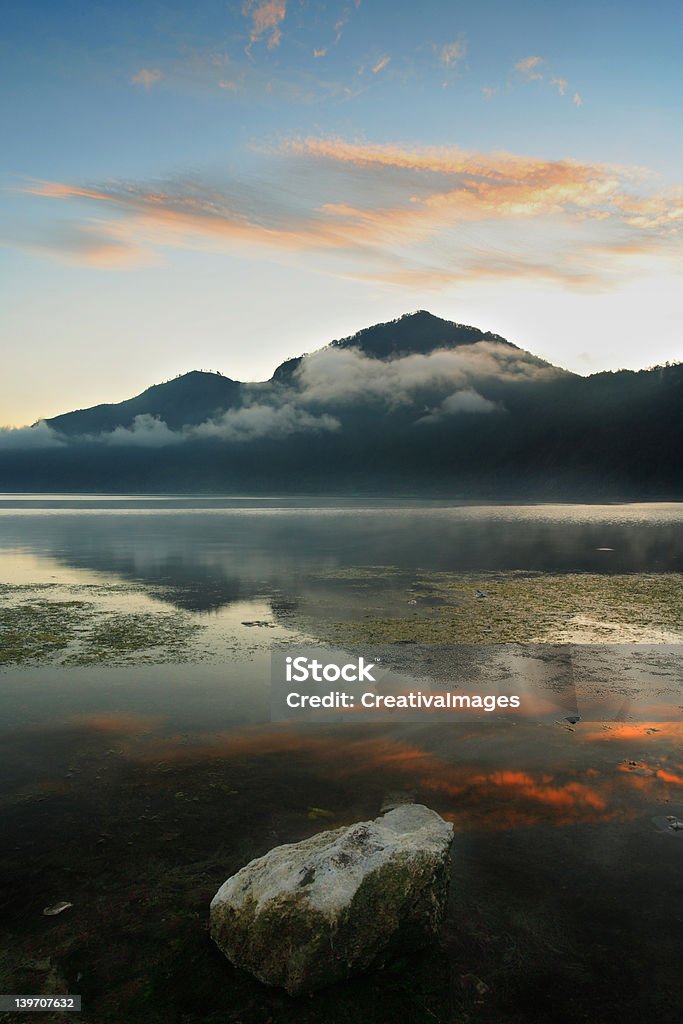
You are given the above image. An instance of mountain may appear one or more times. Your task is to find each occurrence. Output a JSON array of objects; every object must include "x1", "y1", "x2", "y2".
[
  {"x1": 44, "y1": 312, "x2": 557, "y2": 437},
  {"x1": 2, "y1": 310, "x2": 681, "y2": 498},
  {"x1": 47, "y1": 370, "x2": 241, "y2": 437},
  {"x1": 329, "y1": 309, "x2": 519, "y2": 359}
]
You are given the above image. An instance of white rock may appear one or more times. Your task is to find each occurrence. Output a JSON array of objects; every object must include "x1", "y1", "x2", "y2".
[{"x1": 210, "y1": 804, "x2": 453, "y2": 995}]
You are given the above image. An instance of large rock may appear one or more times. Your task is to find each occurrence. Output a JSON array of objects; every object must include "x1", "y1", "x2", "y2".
[{"x1": 210, "y1": 804, "x2": 453, "y2": 995}]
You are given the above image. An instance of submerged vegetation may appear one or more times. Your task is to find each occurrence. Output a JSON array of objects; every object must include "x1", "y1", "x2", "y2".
[
  {"x1": 0, "y1": 586, "x2": 204, "y2": 666},
  {"x1": 294, "y1": 571, "x2": 683, "y2": 645},
  {"x1": 3, "y1": 570, "x2": 682, "y2": 668}
]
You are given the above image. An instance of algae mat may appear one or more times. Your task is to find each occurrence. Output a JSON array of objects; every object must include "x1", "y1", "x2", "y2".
[
  {"x1": 292, "y1": 571, "x2": 683, "y2": 645},
  {"x1": 0, "y1": 583, "x2": 204, "y2": 666}
]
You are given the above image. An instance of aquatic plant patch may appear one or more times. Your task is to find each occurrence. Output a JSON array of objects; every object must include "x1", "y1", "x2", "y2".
[{"x1": 0, "y1": 588, "x2": 204, "y2": 666}]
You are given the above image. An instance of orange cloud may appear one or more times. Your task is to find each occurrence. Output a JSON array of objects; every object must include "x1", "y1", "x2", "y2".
[
  {"x1": 131, "y1": 68, "x2": 162, "y2": 89},
  {"x1": 372, "y1": 55, "x2": 391, "y2": 74},
  {"x1": 287, "y1": 137, "x2": 602, "y2": 183},
  {"x1": 290, "y1": 138, "x2": 683, "y2": 231},
  {"x1": 66, "y1": 236, "x2": 149, "y2": 269},
  {"x1": 515, "y1": 55, "x2": 544, "y2": 80},
  {"x1": 243, "y1": 0, "x2": 286, "y2": 51},
  {"x1": 23, "y1": 179, "x2": 350, "y2": 257},
  {"x1": 582, "y1": 722, "x2": 683, "y2": 743},
  {"x1": 617, "y1": 760, "x2": 683, "y2": 785},
  {"x1": 4, "y1": 213, "x2": 153, "y2": 269},
  {"x1": 440, "y1": 41, "x2": 467, "y2": 65}
]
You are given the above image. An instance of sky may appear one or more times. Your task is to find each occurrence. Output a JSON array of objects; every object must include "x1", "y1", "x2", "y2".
[{"x1": 2, "y1": 0, "x2": 682, "y2": 427}]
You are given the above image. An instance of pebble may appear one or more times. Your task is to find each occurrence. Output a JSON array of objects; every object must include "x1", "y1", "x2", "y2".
[{"x1": 42, "y1": 901, "x2": 73, "y2": 917}]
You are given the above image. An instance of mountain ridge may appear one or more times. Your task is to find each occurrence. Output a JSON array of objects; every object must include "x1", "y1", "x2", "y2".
[
  {"x1": 4, "y1": 309, "x2": 679, "y2": 498},
  {"x1": 47, "y1": 370, "x2": 241, "y2": 436},
  {"x1": 47, "y1": 311, "x2": 563, "y2": 436}
]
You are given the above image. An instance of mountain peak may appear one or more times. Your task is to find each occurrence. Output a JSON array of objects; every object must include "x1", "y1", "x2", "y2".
[{"x1": 329, "y1": 310, "x2": 515, "y2": 360}]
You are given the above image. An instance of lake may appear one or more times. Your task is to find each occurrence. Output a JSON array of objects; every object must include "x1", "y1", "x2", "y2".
[{"x1": 1, "y1": 498, "x2": 682, "y2": 1024}]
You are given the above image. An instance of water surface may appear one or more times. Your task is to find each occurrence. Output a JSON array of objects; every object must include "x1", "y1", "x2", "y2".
[{"x1": 1, "y1": 498, "x2": 681, "y2": 1023}]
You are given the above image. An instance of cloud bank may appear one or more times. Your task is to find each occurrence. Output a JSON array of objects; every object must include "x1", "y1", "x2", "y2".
[
  {"x1": 85, "y1": 404, "x2": 341, "y2": 447},
  {"x1": 0, "y1": 422, "x2": 66, "y2": 450},
  {"x1": 294, "y1": 340, "x2": 555, "y2": 408}
]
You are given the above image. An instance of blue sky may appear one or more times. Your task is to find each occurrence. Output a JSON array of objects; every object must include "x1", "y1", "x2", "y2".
[{"x1": 2, "y1": 0, "x2": 682, "y2": 425}]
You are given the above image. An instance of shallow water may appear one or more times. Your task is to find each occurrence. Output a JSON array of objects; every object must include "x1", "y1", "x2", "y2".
[{"x1": 0, "y1": 498, "x2": 682, "y2": 1023}]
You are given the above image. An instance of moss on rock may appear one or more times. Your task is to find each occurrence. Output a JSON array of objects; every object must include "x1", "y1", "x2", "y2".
[{"x1": 210, "y1": 805, "x2": 453, "y2": 995}]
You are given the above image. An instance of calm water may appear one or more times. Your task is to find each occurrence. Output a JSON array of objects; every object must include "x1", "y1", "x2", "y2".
[{"x1": 1, "y1": 498, "x2": 682, "y2": 1024}]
